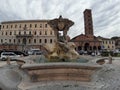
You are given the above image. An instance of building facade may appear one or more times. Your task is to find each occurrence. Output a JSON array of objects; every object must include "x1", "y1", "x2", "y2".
[
  {"x1": 0, "y1": 20, "x2": 56, "y2": 51},
  {"x1": 71, "y1": 9, "x2": 101, "y2": 52},
  {"x1": 111, "y1": 37, "x2": 120, "y2": 50},
  {"x1": 98, "y1": 36, "x2": 115, "y2": 51}
]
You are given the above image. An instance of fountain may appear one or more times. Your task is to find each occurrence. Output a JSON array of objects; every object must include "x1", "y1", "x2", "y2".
[
  {"x1": 17, "y1": 16, "x2": 101, "y2": 86},
  {"x1": 44, "y1": 15, "x2": 80, "y2": 62}
]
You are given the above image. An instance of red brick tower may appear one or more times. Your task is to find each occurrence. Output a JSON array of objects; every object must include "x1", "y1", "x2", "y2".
[{"x1": 84, "y1": 9, "x2": 94, "y2": 37}]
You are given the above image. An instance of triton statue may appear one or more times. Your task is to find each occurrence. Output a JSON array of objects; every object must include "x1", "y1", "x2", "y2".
[
  {"x1": 48, "y1": 15, "x2": 74, "y2": 41},
  {"x1": 44, "y1": 16, "x2": 79, "y2": 62}
]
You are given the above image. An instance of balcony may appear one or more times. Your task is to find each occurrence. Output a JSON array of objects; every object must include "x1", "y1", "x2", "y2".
[{"x1": 16, "y1": 34, "x2": 33, "y2": 38}]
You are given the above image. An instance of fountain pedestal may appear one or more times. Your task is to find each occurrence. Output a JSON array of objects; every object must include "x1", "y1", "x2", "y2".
[{"x1": 22, "y1": 63, "x2": 101, "y2": 82}]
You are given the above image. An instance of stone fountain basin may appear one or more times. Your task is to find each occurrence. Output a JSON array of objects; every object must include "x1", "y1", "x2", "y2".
[{"x1": 21, "y1": 63, "x2": 101, "y2": 82}]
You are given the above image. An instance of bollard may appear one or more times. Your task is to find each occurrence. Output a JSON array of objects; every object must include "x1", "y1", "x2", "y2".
[
  {"x1": 6, "y1": 57, "x2": 11, "y2": 65},
  {"x1": 108, "y1": 54, "x2": 112, "y2": 64}
]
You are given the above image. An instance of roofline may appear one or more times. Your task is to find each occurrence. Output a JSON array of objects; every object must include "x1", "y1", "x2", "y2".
[{"x1": 1, "y1": 19, "x2": 50, "y2": 24}]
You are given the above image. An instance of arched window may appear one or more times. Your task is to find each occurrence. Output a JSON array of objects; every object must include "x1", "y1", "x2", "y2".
[
  {"x1": 14, "y1": 39, "x2": 15, "y2": 43},
  {"x1": 45, "y1": 31, "x2": 47, "y2": 35},
  {"x1": 15, "y1": 25, "x2": 17, "y2": 28},
  {"x1": 29, "y1": 39, "x2": 31, "y2": 44},
  {"x1": 39, "y1": 39, "x2": 41, "y2": 43},
  {"x1": 19, "y1": 31, "x2": 21, "y2": 35},
  {"x1": 39, "y1": 31, "x2": 42, "y2": 35},
  {"x1": 6, "y1": 32, "x2": 7, "y2": 35},
  {"x1": 45, "y1": 39, "x2": 47, "y2": 43},
  {"x1": 34, "y1": 39, "x2": 36, "y2": 43},
  {"x1": 25, "y1": 24, "x2": 27, "y2": 27},
  {"x1": 40, "y1": 24, "x2": 42, "y2": 28},
  {"x1": 9, "y1": 39, "x2": 11, "y2": 43},
  {"x1": 10, "y1": 32, "x2": 12, "y2": 35},
  {"x1": 30, "y1": 24, "x2": 32, "y2": 28},
  {"x1": 19, "y1": 24, "x2": 21, "y2": 28},
  {"x1": 35, "y1": 24, "x2": 37, "y2": 28},
  {"x1": 29, "y1": 31, "x2": 31, "y2": 35},
  {"x1": 50, "y1": 39, "x2": 52, "y2": 43},
  {"x1": 34, "y1": 31, "x2": 36, "y2": 35},
  {"x1": 50, "y1": 31, "x2": 52, "y2": 35},
  {"x1": 11, "y1": 25, "x2": 13, "y2": 28},
  {"x1": 23, "y1": 38, "x2": 26, "y2": 45},
  {"x1": 45, "y1": 24, "x2": 47, "y2": 28},
  {"x1": 1, "y1": 39, "x2": 3, "y2": 43}
]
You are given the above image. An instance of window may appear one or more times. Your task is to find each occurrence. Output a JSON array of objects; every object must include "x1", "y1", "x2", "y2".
[
  {"x1": 109, "y1": 41, "x2": 111, "y2": 44},
  {"x1": 103, "y1": 41, "x2": 104, "y2": 44},
  {"x1": 19, "y1": 25, "x2": 21, "y2": 28},
  {"x1": 9, "y1": 39, "x2": 11, "y2": 43},
  {"x1": 39, "y1": 31, "x2": 42, "y2": 35},
  {"x1": 2, "y1": 32, "x2": 4, "y2": 35},
  {"x1": 35, "y1": 24, "x2": 37, "y2": 28},
  {"x1": 30, "y1": 24, "x2": 32, "y2": 28},
  {"x1": 10, "y1": 32, "x2": 12, "y2": 35},
  {"x1": 45, "y1": 31, "x2": 47, "y2": 35},
  {"x1": 29, "y1": 31, "x2": 31, "y2": 35},
  {"x1": 112, "y1": 46, "x2": 114, "y2": 48},
  {"x1": 2, "y1": 25, "x2": 4, "y2": 29},
  {"x1": 45, "y1": 39, "x2": 47, "y2": 43},
  {"x1": 11, "y1": 25, "x2": 13, "y2": 28},
  {"x1": 6, "y1": 32, "x2": 7, "y2": 35},
  {"x1": 29, "y1": 39, "x2": 31, "y2": 43},
  {"x1": 34, "y1": 31, "x2": 36, "y2": 35},
  {"x1": 45, "y1": 24, "x2": 47, "y2": 28},
  {"x1": 108, "y1": 45, "x2": 110, "y2": 48},
  {"x1": 19, "y1": 31, "x2": 21, "y2": 35},
  {"x1": 40, "y1": 24, "x2": 42, "y2": 28},
  {"x1": 18, "y1": 39, "x2": 20, "y2": 43},
  {"x1": 6, "y1": 25, "x2": 8, "y2": 29},
  {"x1": 1, "y1": 39, "x2": 3, "y2": 43},
  {"x1": 14, "y1": 39, "x2": 15, "y2": 43},
  {"x1": 50, "y1": 39, "x2": 52, "y2": 43},
  {"x1": 50, "y1": 31, "x2": 52, "y2": 35},
  {"x1": 106, "y1": 41, "x2": 107, "y2": 44},
  {"x1": 15, "y1": 25, "x2": 17, "y2": 28},
  {"x1": 39, "y1": 39, "x2": 41, "y2": 43},
  {"x1": 25, "y1": 24, "x2": 27, "y2": 27},
  {"x1": 34, "y1": 39, "x2": 36, "y2": 43}
]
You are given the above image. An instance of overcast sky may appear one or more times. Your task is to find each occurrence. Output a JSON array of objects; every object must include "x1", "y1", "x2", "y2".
[{"x1": 0, "y1": 0, "x2": 120, "y2": 39}]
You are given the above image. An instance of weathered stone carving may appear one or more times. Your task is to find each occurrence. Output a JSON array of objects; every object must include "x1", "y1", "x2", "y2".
[
  {"x1": 48, "y1": 15, "x2": 74, "y2": 41},
  {"x1": 44, "y1": 16, "x2": 79, "y2": 62},
  {"x1": 44, "y1": 41, "x2": 80, "y2": 62}
]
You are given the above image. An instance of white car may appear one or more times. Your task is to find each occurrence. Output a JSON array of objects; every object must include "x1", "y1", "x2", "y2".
[
  {"x1": 28, "y1": 49, "x2": 42, "y2": 55},
  {"x1": 0, "y1": 52, "x2": 20, "y2": 61}
]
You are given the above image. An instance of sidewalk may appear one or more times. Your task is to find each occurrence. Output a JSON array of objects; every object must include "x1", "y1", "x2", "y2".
[{"x1": 0, "y1": 61, "x2": 16, "y2": 67}]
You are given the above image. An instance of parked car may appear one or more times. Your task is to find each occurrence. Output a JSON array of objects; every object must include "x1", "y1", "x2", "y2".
[
  {"x1": 0, "y1": 52, "x2": 20, "y2": 61},
  {"x1": 77, "y1": 50, "x2": 84, "y2": 55},
  {"x1": 0, "y1": 50, "x2": 28, "y2": 57},
  {"x1": 28, "y1": 49, "x2": 42, "y2": 55}
]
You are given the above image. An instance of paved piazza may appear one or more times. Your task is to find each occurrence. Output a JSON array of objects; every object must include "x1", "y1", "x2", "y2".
[{"x1": 0, "y1": 55, "x2": 120, "y2": 90}]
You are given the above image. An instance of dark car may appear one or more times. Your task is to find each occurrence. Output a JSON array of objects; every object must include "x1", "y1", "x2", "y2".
[{"x1": 0, "y1": 50, "x2": 28, "y2": 57}]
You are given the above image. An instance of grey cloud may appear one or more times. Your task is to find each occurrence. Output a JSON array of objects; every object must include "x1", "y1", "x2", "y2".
[{"x1": 0, "y1": 0, "x2": 120, "y2": 38}]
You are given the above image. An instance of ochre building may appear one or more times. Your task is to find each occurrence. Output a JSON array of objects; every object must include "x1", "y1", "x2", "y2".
[
  {"x1": 98, "y1": 36, "x2": 115, "y2": 51},
  {"x1": 0, "y1": 20, "x2": 56, "y2": 51}
]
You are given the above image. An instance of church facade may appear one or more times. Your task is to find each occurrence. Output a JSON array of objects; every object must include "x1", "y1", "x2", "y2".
[{"x1": 71, "y1": 9, "x2": 102, "y2": 52}]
